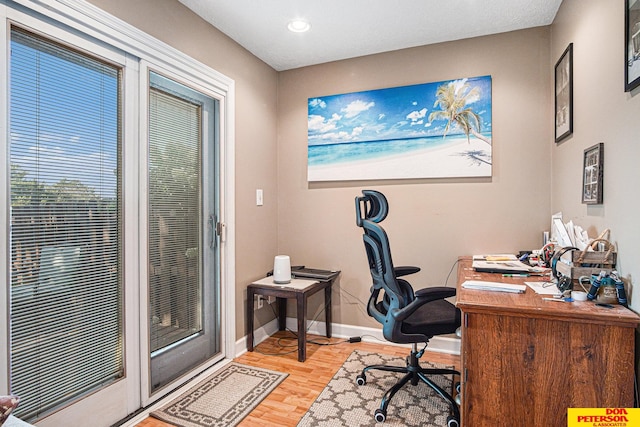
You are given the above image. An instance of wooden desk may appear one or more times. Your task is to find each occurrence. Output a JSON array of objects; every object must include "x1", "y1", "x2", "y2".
[
  {"x1": 247, "y1": 272, "x2": 340, "y2": 362},
  {"x1": 456, "y1": 257, "x2": 639, "y2": 426}
]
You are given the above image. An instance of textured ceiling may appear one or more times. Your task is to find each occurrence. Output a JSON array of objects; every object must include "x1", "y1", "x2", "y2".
[{"x1": 178, "y1": 0, "x2": 563, "y2": 71}]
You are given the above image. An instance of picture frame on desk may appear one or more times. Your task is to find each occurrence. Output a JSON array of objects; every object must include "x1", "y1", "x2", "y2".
[
  {"x1": 582, "y1": 143, "x2": 604, "y2": 205},
  {"x1": 625, "y1": 0, "x2": 640, "y2": 92},
  {"x1": 555, "y1": 43, "x2": 573, "y2": 142}
]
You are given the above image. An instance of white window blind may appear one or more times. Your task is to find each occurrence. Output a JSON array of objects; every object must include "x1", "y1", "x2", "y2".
[
  {"x1": 148, "y1": 76, "x2": 203, "y2": 354},
  {"x1": 9, "y1": 27, "x2": 123, "y2": 421}
]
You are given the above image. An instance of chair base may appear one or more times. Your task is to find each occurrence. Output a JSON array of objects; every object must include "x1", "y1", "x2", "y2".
[{"x1": 356, "y1": 343, "x2": 460, "y2": 426}]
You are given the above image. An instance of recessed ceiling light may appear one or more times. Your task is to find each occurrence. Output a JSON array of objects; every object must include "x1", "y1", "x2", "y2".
[{"x1": 287, "y1": 19, "x2": 311, "y2": 33}]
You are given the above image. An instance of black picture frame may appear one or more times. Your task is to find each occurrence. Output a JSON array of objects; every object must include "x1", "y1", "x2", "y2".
[
  {"x1": 626, "y1": 0, "x2": 640, "y2": 91},
  {"x1": 582, "y1": 143, "x2": 604, "y2": 205},
  {"x1": 554, "y1": 43, "x2": 573, "y2": 142}
]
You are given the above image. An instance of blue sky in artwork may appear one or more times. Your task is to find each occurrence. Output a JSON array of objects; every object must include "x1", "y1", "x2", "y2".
[{"x1": 308, "y1": 75, "x2": 491, "y2": 146}]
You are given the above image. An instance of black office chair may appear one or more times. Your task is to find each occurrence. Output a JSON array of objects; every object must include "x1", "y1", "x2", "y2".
[{"x1": 354, "y1": 190, "x2": 461, "y2": 426}]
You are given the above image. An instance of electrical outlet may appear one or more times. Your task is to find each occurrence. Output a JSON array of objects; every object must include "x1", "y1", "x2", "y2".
[{"x1": 254, "y1": 295, "x2": 264, "y2": 310}]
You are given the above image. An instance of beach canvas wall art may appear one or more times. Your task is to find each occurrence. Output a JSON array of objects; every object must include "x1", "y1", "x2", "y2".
[{"x1": 307, "y1": 75, "x2": 492, "y2": 181}]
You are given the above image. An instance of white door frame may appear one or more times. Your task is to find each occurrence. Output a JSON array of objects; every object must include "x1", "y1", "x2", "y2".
[
  {"x1": 138, "y1": 60, "x2": 236, "y2": 405},
  {"x1": 0, "y1": 0, "x2": 236, "y2": 423}
]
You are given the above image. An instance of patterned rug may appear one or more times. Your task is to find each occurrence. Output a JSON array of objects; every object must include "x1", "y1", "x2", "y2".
[
  {"x1": 150, "y1": 362, "x2": 287, "y2": 427},
  {"x1": 298, "y1": 350, "x2": 454, "y2": 427}
]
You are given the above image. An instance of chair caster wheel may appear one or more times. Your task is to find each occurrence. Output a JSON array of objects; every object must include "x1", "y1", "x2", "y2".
[
  {"x1": 447, "y1": 415, "x2": 460, "y2": 427},
  {"x1": 355, "y1": 374, "x2": 366, "y2": 386},
  {"x1": 374, "y1": 409, "x2": 386, "y2": 423}
]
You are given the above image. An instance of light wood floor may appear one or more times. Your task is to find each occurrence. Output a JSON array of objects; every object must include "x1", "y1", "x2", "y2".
[{"x1": 135, "y1": 331, "x2": 461, "y2": 427}]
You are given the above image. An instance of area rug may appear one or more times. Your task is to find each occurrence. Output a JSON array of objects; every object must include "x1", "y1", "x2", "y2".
[
  {"x1": 298, "y1": 350, "x2": 453, "y2": 427},
  {"x1": 150, "y1": 362, "x2": 287, "y2": 427}
]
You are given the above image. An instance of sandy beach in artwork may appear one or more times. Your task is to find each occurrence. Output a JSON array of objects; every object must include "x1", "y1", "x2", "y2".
[{"x1": 308, "y1": 136, "x2": 492, "y2": 181}]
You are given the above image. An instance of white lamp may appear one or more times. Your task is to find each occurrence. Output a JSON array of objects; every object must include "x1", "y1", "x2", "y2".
[{"x1": 273, "y1": 255, "x2": 291, "y2": 284}]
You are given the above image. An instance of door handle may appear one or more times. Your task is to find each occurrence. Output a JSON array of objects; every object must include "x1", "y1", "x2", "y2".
[
  {"x1": 208, "y1": 214, "x2": 225, "y2": 248},
  {"x1": 208, "y1": 215, "x2": 216, "y2": 249}
]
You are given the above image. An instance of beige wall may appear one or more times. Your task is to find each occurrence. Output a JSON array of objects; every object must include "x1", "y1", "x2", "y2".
[
  {"x1": 277, "y1": 27, "x2": 553, "y2": 329},
  {"x1": 83, "y1": 0, "x2": 640, "y2": 342},
  {"x1": 551, "y1": 0, "x2": 640, "y2": 315},
  {"x1": 86, "y1": 0, "x2": 279, "y2": 338}
]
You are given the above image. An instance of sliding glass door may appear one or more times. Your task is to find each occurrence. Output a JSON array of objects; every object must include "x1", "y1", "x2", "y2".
[
  {"x1": 147, "y1": 71, "x2": 221, "y2": 393},
  {"x1": 3, "y1": 4, "x2": 233, "y2": 425},
  {"x1": 8, "y1": 25, "x2": 133, "y2": 425}
]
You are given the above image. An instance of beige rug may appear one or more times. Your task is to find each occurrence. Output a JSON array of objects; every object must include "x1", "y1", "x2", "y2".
[
  {"x1": 298, "y1": 350, "x2": 453, "y2": 426},
  {"x1": 150, "y1": 362, "x2": 287, "y2": 427}
]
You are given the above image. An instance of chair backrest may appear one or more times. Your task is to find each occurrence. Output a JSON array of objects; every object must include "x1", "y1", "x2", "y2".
[{"x1": 355, "y1": 190, "x2": 415, "y2": 342}]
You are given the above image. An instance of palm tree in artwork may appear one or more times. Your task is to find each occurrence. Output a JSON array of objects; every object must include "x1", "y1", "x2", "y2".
[{"x1": 428, "y1": 80, "x2": 491, "y2": 145}]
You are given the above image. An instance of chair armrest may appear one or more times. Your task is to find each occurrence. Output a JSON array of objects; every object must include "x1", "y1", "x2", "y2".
[
  {"x1": 414, "y1": 286, "x2": 456, "y2": 301},
  {"x1": 394, "y1": 266, "x2": 421, "y2": 277},
  {"x1": 390, "y1": 286, "x2": 456, "y2": 322}
]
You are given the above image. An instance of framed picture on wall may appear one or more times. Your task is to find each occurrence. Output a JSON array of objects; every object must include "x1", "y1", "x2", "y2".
[
  {"x1": 306, "y1": 75, "x2": 493, "y2": 181},
  {"x1": 554, "y1": 43, "x2": 573, "y2": 142},
  {"x1": 625, "y1": 0, "x2": 640, "y2": 91},
  {"x1": 582, "y1": 143, "x2": 604, "y2": 205}
]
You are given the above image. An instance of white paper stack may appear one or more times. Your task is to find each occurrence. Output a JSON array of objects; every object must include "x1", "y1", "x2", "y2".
[{"x1": 462, "y1": 280, "x2": 527, "y2": 294}]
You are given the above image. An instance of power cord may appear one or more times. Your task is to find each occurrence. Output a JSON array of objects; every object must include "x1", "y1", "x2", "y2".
[
  {"x1": 253, "y1": 330, "x2": 361, "y2": 357},
  {"x1": 443, "y1": 258, "x2": 460, "y2": 287},
  {"x1": 251, "y1": 294, "x2": 362, "y2": 357},
  {"x1": 338, "y1": 286, "x2": 370, "y2": 319},
  {"x1": 253, "y1": 258, "x2": 460, "y2": 357}
]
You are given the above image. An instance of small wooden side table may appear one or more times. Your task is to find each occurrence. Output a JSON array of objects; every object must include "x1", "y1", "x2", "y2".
[{"x1": 247, "y1": 271, "x2": 340, "y2": 362}]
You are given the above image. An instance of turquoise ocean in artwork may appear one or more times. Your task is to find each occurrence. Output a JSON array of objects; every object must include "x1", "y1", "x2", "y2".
[{"x1": 308, "y1": 134, "x2": 487, "y2": 167}]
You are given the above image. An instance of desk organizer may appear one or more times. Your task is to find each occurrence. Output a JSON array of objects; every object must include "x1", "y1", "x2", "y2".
[{"x1": 556, "y1": 239, "x2": 617, "y2": 280}]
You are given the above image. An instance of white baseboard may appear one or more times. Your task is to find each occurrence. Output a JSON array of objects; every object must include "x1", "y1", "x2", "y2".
[{"x1": 236, "y1": 317, "x2": 461, "y2": 357}]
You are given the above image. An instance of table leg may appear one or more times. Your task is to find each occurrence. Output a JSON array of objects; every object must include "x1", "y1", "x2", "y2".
[
  {"x1": 247, "y1": 287, "x2": 255, "y2": 352},
  {"x1": 324, "y1": 282, "x2": 332, "y2": 338},
  {"x1": 297, "y1": 293, "x2": 306, "y2": 362},
  {"x1": 277, "y1": 297, "x2": 287, "y2": 331}
]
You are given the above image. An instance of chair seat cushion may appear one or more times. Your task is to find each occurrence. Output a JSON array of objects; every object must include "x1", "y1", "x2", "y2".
[{"x1": 401, "y1": 299, "x2": 461, "y2": 337}]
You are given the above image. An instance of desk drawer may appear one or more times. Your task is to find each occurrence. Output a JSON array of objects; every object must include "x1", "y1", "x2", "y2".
[{"x1": 461, "y1": 311, "x2": 635, "y2": 426}]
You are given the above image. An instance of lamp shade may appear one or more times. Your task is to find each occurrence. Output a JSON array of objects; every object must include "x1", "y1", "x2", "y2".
[{"x1": 273, "y1": 255, "x2": 291, "y2": 284}]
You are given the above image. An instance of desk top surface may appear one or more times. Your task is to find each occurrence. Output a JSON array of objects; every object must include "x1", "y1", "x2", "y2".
[
  {"x1": 456, "y1": 257, "x2": 640, "y2": 327},
  {"x1": 250, "y1": 276, "x2": 320, "y2": 290}
]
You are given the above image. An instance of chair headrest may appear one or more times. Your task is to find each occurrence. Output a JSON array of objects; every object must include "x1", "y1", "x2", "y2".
[{"x1": 355, "y1": 190, "x2": 388, "y2": 227}]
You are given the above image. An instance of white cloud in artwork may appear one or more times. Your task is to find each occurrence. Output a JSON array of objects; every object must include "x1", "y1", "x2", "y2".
[
  {"x1": 341, "y1": 100, "x2": 375, "y2": 118},
  {"x1": 451, "y1": 78, "x2": 480, "y2": 104},
  {"x1": 312, "y1": 125, "x2": 365, "y2": 143},
  {"x1": 309, "y1": 98, "x2": 327, "y2": 109},
  {"x1": 406, "y1": 108, "x2": 427, "y2": 123},
  {"x1": 308, "y1": 113, "x2": 342, "y2": 133}
]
